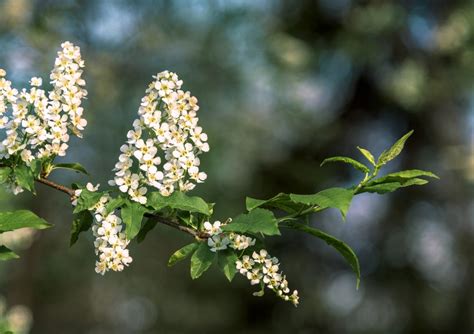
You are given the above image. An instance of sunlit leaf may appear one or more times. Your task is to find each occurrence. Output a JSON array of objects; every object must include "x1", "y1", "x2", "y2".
[
  {"x1": 222, "y1": 208, "x2": 280, "y2": 236},
  {"x1": 377, "y1": 130, "x2": 413, "y2": 166},
  {"x1": 0, "y1": 210, "x2": 52, "y2": 232},
  {"x1": 148, "y1": 191, "x2": 210, "y2": 216},
  {"x1": 321, "y1": 156, "x2": 370, "y2": 174},
  {"x1": 290, "y1": 187, "x2": 354, "y2": 219}
]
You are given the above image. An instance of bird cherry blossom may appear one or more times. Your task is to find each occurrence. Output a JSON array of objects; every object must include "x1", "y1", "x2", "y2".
[{"x1": 109, "y1": 71, "x2": 209, "y2": 203}]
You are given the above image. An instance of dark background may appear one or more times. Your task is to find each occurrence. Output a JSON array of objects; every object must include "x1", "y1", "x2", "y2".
[{"x1": 0, "y1": 0, "x2": 472, "y2": 333}]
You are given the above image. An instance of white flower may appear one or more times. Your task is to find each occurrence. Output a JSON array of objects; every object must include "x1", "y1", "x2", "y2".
[
  {"x1": 0, "y1": 42, "x2": 87, "y2": 195},
  {"x1": 110, "y1": 71, "x2": 209, "y2": 203},
  {"x1": 207, "y1": 235, "x2": 230, "y2": 252},
  {"x1": 203, "y1": 220, "x2": 222, "y2": 235},
  {"x1": 29, "y1": 77, "x2": 42, "y2": 87}
]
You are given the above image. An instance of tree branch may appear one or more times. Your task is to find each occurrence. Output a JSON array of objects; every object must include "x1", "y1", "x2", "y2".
[{"x1": 33, "y1": 176, "x2": 209, "y2": 239}]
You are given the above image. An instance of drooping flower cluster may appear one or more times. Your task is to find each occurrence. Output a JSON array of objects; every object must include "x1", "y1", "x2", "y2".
[
  {"x1": 0, "y1": 42, "x2": 87, "y2": 194},
  {"x1": 203, "y1": 220, "x2": 299, "y2": 306},
  {"x1": 74, "y1": 183, "x2": 133, "y2": 275},
  {"x1": 109, "y1": 71, "x2": 209, "y2": 204},
  {"x1": 236, "y1": 250, "x2": 299, "y2": 306}
]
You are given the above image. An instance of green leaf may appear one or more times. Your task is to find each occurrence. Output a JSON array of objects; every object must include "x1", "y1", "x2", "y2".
[
  {"x1": 147, "y1": 191, "x2": 210, "y2": 216},
  {"x1": 104, "y1": 196, "x2": 126, "y2": 215},
  {"x1": 190, "y1": 242, "x2": 216, "y2": 279},
  {"x1": 70, "y1": 210, "x2": 93, "y2": 246},
  {"x1": 284, "y1": 222, "x2": 360, "y2": 288},
  {"x1": 369, "y1": 169, "x2": 438, "y2": 184},
  {"x1": 377, "y1": 130, "x2": 414, "y2": 166},
  {"x1": 290, "y1": 187, "x2": 354, "y2": 219},
  {"x1": 30, "y1": 159, "x2": 43, "y2": 178},
  {"x1": 53, "y1": 162, "x2": 89, "y2": 175},
  {"x1": 321, "y1": 156, "x2": 370, "y2": 174},
  {"x1": 168, "y1": 242, "x2": 199, "y2": 267},
  {"x1": 73, "y1": 189, "x2": 104, "y2": 213},
  {"x1": 0, "y1": 167, "x2": 11, "y2": 184},
  {"x1": 359, "y1": 178, "x2": 429, "y2": 194},
  {"x1": 121, "y1": 201, "x2": 151, "y2": 240},
  {"x1": 357, "y1": 147, "x2": 375, "y2": 166},
  {"x1": 15, "y1": 164, "x2": 35, "y2": 193},
  {"x1": 0, "y1": 210, "x2": 52, "y2": 232},
  {"x1": 222, "y1": 208, "x2": 280, "y2": 236},
  {"x1": 246, "y1": 193, "x2": 307, "y2": 213},
  {"x1": 357, "y1": 169, "x2": 437, "y2": 194},
  {"x1": 136, "y1": 218, "x2": 158, "y2": 243},
  {"x1": 217, "y1": 250, "x2": 238, "y2": 282},
  {"x1": 0, "y1": 245, "x2": 19, "y2": 261}
]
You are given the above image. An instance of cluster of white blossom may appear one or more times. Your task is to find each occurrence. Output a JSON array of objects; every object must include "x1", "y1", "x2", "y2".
[
  {"x1": 74, "y1": 183, "x2": 132, "y2": 275},
  {"x1": 109, "y1": 71, "x2": 209, "y2": 204},
  {"x1": 0, "y1": 42, "x2": 87, "y2": 194},
  {"x1": 203, "y1": 220, "x2": 299, "y2": 305}
]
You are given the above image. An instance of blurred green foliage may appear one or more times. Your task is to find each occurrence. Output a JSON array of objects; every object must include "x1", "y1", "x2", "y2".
[{"x1": 0, "y1": 0, "x2": 472, "y2": 333}]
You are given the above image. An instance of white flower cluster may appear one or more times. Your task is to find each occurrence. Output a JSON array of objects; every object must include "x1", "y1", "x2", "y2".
[
  {"x1": 110, "y1": 71, "x2": 209, "y2": 204},
  {"x1": 204, "y1": 220, "x2": 299, "y2": 306},
  {"x1": 204, "y1": 220, "x2": 256, "y2": 252},
  {"x1": 236, "y1": 250, "x2": 299, "y2": 306},
  {"x1": 74, "y1": 183, "x2": 132, "y2": 275},
  {"x1": 0, "y1": 42, "x2": 87, "y2": 194}
]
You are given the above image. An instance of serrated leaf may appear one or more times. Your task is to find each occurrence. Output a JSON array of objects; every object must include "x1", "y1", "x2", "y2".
[
  {"x1": 290, "y1": 187, "x2": 354, "y2": 219},
  {"x1": 136, "y1": 218, "x2": 158, "y2": 243},
  {"x1": 218, "y1": 250, "x2": 238, "y2": 282},
  {"x1": 0, "y1": 210, "x2": 52, "y2": 232},
  {"x1": 357, "y1": 169, "x2": 437, "y2": 194},
  {"x1": 359, "y1": 178, "x2": 428, "y2": 194},
  {"x1": 147, "y1": 191, "x2": 210, "y2": 216},
  {"x1": 321, "y1": 156, "x2": 370, "y2": 174},
  {"x1": 190, "y1": 242, "x2": 215, "y2": 279},
  {"x1": 377, "y1": 130, "x2": 413, "y2": 166},
  {"x1": 284, "y1": 222, "x2": 360, "y2": 288},
  {"x1": 0, "y1": 167, "x2": 12, "y2": 184},
  {"x1": 222, "y1": 208, "x2": 280, "y2": 236},
  {"x1": 53, "y1": 162, "x2": 89, "y2": 175},
  {"x1": 104, "y1": 197, "x2": 126, "y2": 215},
  {"x1": 121, "y1": 201, "x2": 151, "y2": 240},
  {"x1": 168, "y1": 242, "x2": 199, "y2": 267},
  {"x1": 357, "y1": 147, "x2": 375, "y2": 166},
  {"x1": 70, "y1": 210, "x2": 93, "y2": 246},
  {"x1": 15, "y1": 164, "x2": 35, "y2": 193},
  {"x1": 0, "y1": 245, "x2": 19, "y2": 261},
  {"x1": 73, "y1": 189, "x2": 104, "y2": 213},
  {"x1": 246, "y1": 193, "x2": 308, "y2": 213},
  {"x1": 369, "y1": 169, "x2": 438, "y2": 184}
]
